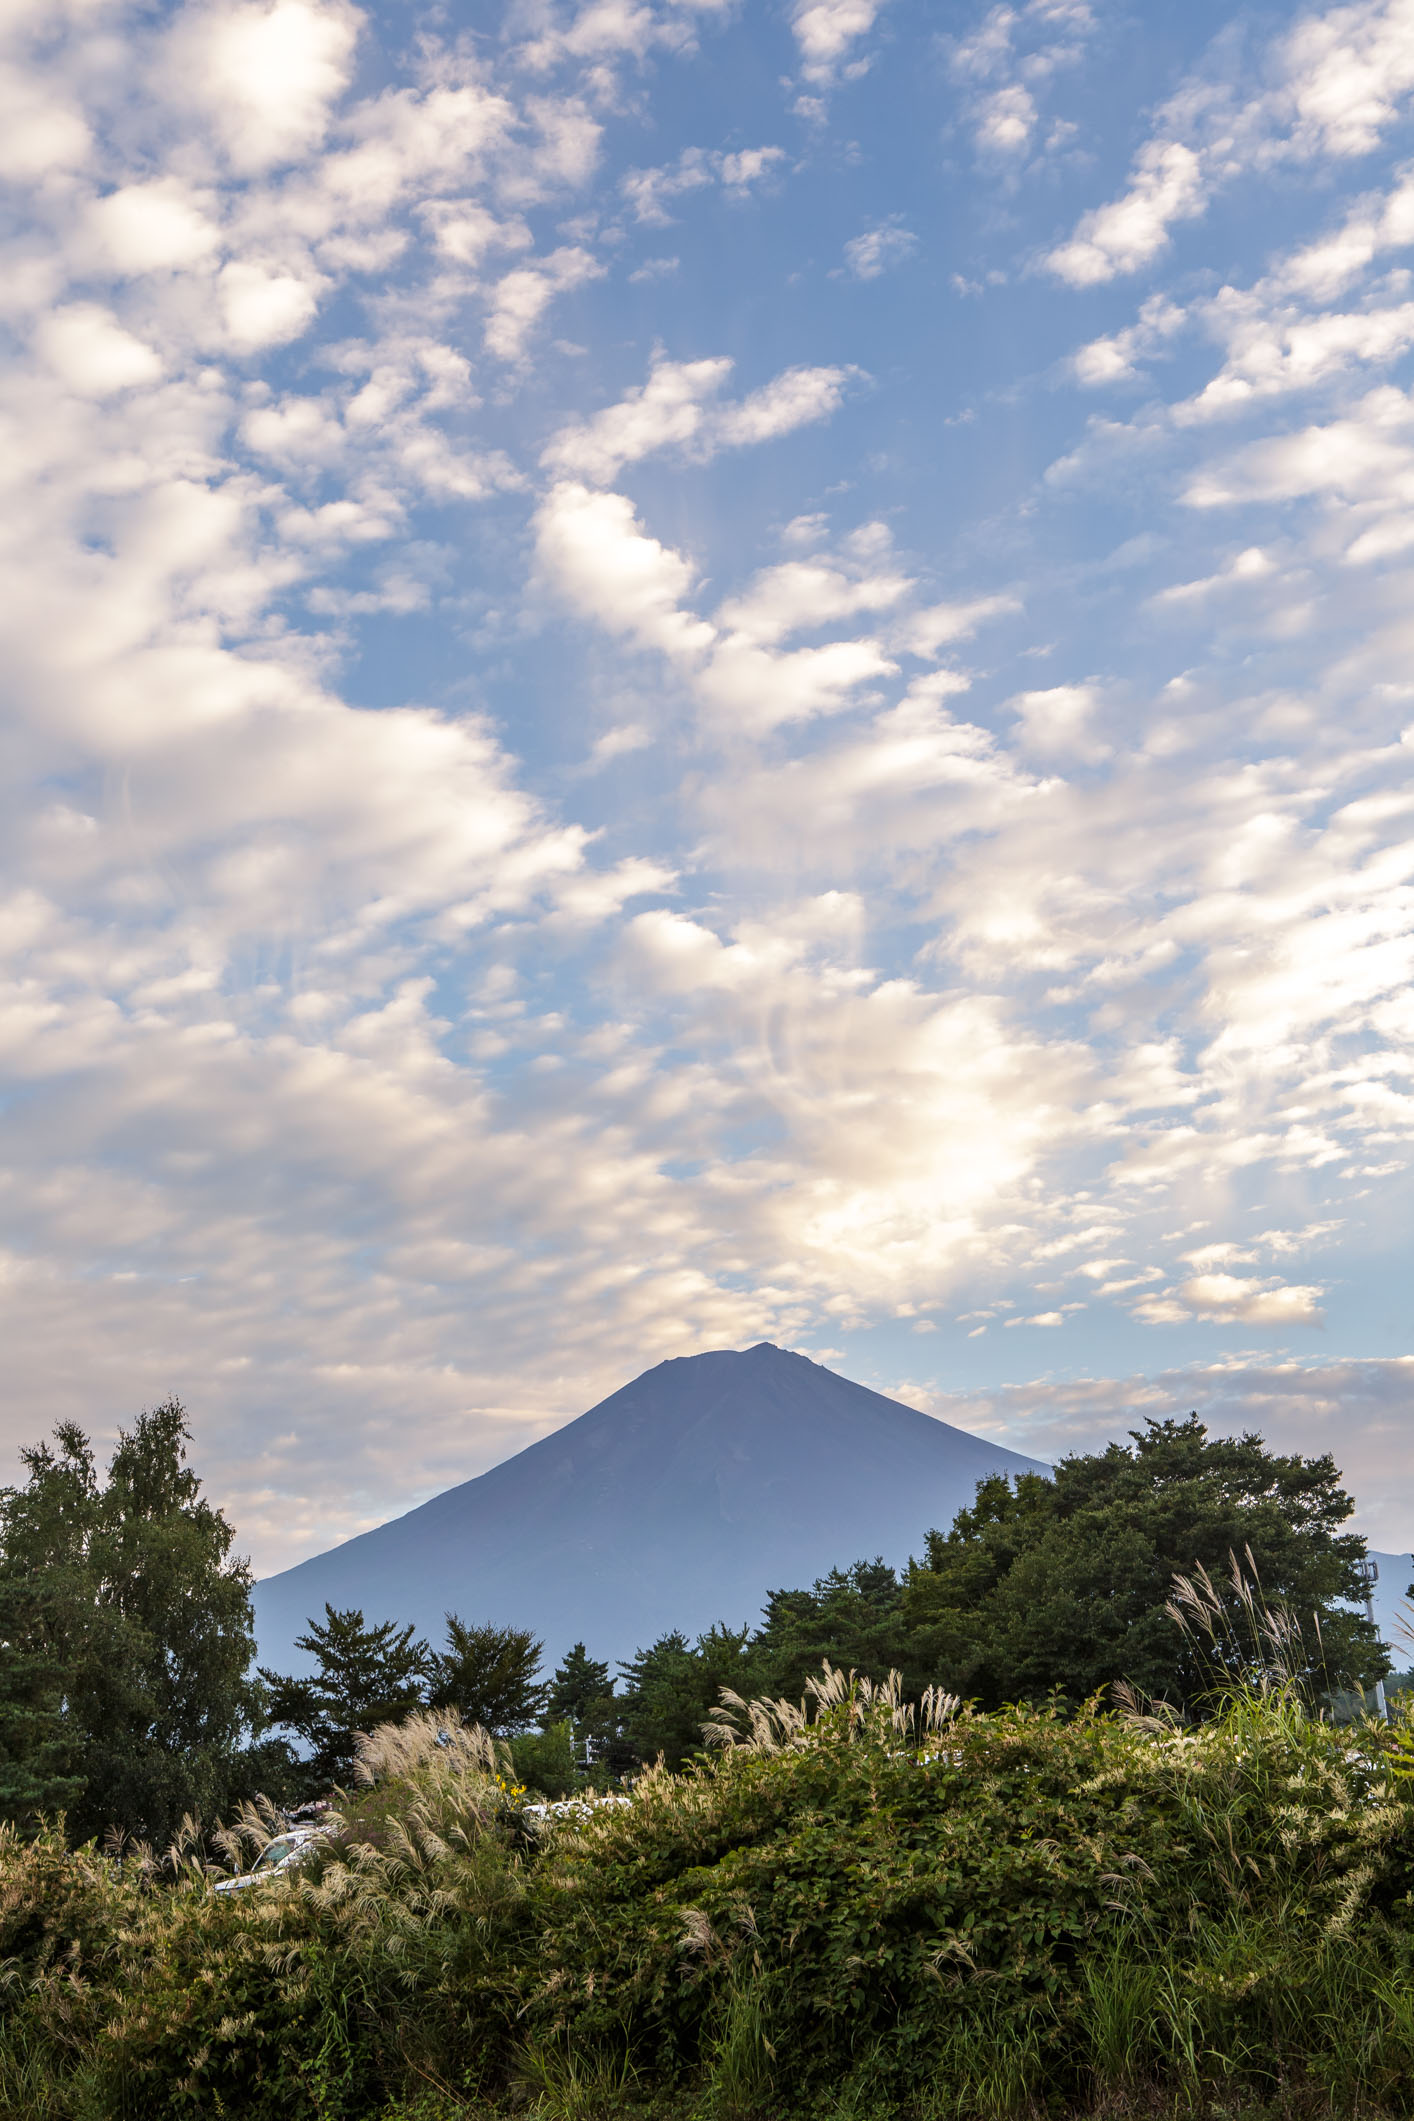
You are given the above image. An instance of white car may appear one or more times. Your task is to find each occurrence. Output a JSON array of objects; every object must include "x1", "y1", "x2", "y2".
[{"x1": 213, "y1": 1823, "x2": 331, "y2": 1894}]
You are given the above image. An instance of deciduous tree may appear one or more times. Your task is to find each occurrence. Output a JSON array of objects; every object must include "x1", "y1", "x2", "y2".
[
  {"x1": 902, "y1": 1415, "x2": 1386, "y2": 1711},
  {"x1": 0, "y1": 1405, "x2": 262, "y2": 1843}
]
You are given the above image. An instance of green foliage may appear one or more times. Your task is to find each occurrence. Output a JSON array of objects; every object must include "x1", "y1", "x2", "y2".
[
  {"x1": 547, "y1": 1644, "x2": 612, "y2": 1724},
  {"x1": 7, "y1": 1674, "x2": 1414, "y2": 2119},
  {"x1": 752, "y1": 1556, "x2": 912, "y2": 1699},
  {"x1": 0, "y1": 1404, "x2": 262, "y2": 1844},
  {"x1": 547, "y1": 1642, "x2": 624, "y2": 1772},
  {"x1": 261, "y1": 1603, "x2": 432, "y2": 1793},
  {"x1": 511, "y1": 1719, "x2": 578, "y2": 1799},
  {"x1": 430, "y1": 1615, "x2": 549, "y2": 1734},
  {"x1": 902, "y1": 1414, "x2": 1386, "y2": 1710},
  {"x1": 616, "y1": 1623, "x2": 756, "y2": 1768}
]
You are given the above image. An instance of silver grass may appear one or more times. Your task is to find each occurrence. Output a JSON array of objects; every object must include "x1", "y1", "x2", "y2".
[{"x1": 704, "y1": 1659, "x2": 960, "y2": 1753}]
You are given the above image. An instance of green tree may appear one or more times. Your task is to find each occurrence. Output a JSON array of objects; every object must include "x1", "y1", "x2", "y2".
[
  {"x1": 0, "y1": 1427, "x2": 96, "y2": 1825},
  {"x1": 753, "y1": 1558, "x2": 913, "y2": 1700},
  {"x1": 902, "y1": 1414, "x2": 1387, "y2": 1712},
  {"x1": 260, "y1": 1604, "x2": 431, "y2": 1791},
  {"x1": 0, "y1": 1405, "x2": 263, "y2": 1844},
  {"x1": 617, "y1": 1624, "x2": 756, "y2": 1768},
  {"x1": 509, "y1": 1719, "x2": 578, "y2": 1798},
  {"x1": 547, "y1": 1642, "x2": 613, "y2": 1724},
  {"x1": 546, "y1": 1641, "x2": 620, "y2": 1768},
  {"x1": 428, "y1": 1616, "x2": 549, "y2": 1734}
]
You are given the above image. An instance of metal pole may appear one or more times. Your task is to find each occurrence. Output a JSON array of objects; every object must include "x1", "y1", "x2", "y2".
[{"x1": 1360, "y1": 1556, "x2": 1389, "y2": 1722}]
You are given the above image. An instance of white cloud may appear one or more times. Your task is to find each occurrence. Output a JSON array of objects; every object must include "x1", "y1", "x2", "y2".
[
  {"x1": 717, "y1": 364, "x2": 854, "y2": 446},
  {"x1": 1183, "y1": 297, "x2": 1414, "y2": 420},
  {"x1": 422, "y1": 204, "x2": 531, "y2": 268},
  {"x1": 585, "y1": 721, "x2": 653, "y2": 767},
  {"x1": 536, "y1": 493, "x2": 921, "y2": 734},
  {"x1": 843, "y1": 221, "x2": 917, "y2": 279},
  {"x1": 85, "y1": 180, "x2": 221, "y2": 276},
  {"x1": 715, "y1": 554, "x2": 910, "y2": 644},
  {"x1": 621, "y1": 144, "x2": 785, "y2": 225},
  {"x1": 1178, "y1": 1273, "x2": 1327, "y2": 1325},
  {"x1": 628, "y1": 254, "x2": 680, "y2": 283},
  {"x1": 0, "y1": 57, "x2": 91, "y2": 180},
  {"x1": 1047, "y1": 141, "x2": 1205, "y2": 286},
  {"x1": 948, "y1": 0, "x2": 1095, "y2": 162},
  {"x1": 483, "y1": 246, "x2": 605, "y2": 360},
  {"x1": 165, "y1": 0, "x2": 360, "y2": 175},
  {"x1": 219, "y1": 261, "x2": 323, "y2": 350},
  {"x1": 1152, "y1": 546, "x2": 1275, "y2": 604},
  {"x1": 904, "y1": 594, "x2": 1018, "y2": 656},
  {"x1": 534, "y1": 482, "x2": 715, "y2": 658},
  {"x1": 35, "y1": 305, "x2": 163, "y2": 395},
  {"x1": 695, "y1": 632, "x2": 897, "y2": 731},
  {"x1": 543, "y1": 355, "x2": 733, "y2": 478},
  {"x1": 1072, "y1": 295, "x2": 1186, "y2": 385},
  {"x1": 1184, "y1": 385, "x2": 1414, "y2": 514},
  {"x1": 791, "y1": 0, "x2": 883, "y2": 85},
  {"x1": 517, "y1": 0, "x2": 734, "y2": 72},
  {"x1": 1010, "y1": 683, "x2": 1106, "y2": 758},
  {"x1": 543, "y1": 353, "x2": 854, "y2": 480},
  {"x1": 1046, "y1": 0, "x2": 1414, "y2": 286}
]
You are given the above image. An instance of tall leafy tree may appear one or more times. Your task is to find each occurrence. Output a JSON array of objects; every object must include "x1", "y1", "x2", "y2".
[
  {"x1": 260, "y1": 1604, "x2": 431, "y2": 1790},
  {"x1": 87, "y1": 1403, "x2": 263, "y2": 1841},
  {"x1": 0, "y1": 1405, "x2": 262, "y2": 1844},
  {"x1": 0, "y1": 1425, "x2": 96, "y2": 1825},
  {"x1": 902, "y1": 1415, "x2": 1386, "y2": 1712},
  {"x1": 428, "y1": 1617, "x2": 548, "y2": 1734}
]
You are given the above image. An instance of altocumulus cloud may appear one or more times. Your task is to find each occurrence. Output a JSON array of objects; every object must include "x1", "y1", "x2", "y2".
[{"x1": 0, "y1": 0, "x2": 1412, "y2": 1569}]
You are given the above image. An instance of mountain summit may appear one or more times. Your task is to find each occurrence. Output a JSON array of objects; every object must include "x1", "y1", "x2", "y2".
[{"x1": 251, "y1": 1343, "x2": 1046, "y2": 1672}]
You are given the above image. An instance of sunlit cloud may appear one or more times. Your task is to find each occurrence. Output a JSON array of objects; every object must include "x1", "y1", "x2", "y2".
[{"x1": 1, "y1": 0, "x2": 1413, "y2": 1575}]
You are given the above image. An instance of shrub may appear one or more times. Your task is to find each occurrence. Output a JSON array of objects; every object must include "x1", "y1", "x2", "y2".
[{"x1": 4, "y1": 1677, "x2": 1414, "y2": 2118}]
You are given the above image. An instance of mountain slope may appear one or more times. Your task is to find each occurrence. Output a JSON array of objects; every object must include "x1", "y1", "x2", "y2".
[{"x1": 252, "y1": 1342, "x2": 1045, "y2": 1673}]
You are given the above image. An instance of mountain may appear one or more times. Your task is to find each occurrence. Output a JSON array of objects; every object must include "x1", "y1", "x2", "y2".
[{"x1": 251, "y1": 1341, "x2": 1046, "y2": 1675}]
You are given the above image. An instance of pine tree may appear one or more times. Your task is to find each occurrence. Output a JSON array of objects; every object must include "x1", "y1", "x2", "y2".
[
  {"x1": 260, "y1": 1604, "x2": 431, "y2": 1791},
  {"x1": 752, "y1": 1558, "x2": 911, "y2": 1700},
  {"x1": 547, "y1": 1642, "x2": 613, "y2": 1723},
  {"x1": 0, "y1": 1424, "x2": 96, "y2": 1826},
  {"x1": 547, "y1": 1641, "x2": 618, "y2": 1770},
  {"x1": 428, "y1": 1616, "x2": 548, "y2": 1734},
  {"x1": 617, "y1": 1624, "x2": 755, "y2": 1768}
]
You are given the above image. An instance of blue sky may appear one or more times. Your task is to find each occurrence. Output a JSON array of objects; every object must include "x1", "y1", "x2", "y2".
[{"x1": 3, "y1": 0, "x2": 1414, "y2": 1571}]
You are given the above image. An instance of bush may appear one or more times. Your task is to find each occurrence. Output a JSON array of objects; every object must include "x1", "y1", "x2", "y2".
[
  {"x1": 5, "y1": 1677, "x2": 1414, "y2": 2118},
  {"x1": 511, "y1": 1719, "x2": 578, "y2": 1799}
]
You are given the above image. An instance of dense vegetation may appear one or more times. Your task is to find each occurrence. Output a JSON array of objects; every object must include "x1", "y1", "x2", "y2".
[
  {"x1": 0, "y1": 1405, "x2": 1396, "y2": 1841},
  {"x1": 5, "y1": 1667, "x2": 1414, "y2": 2119},
  {"x1": 592, "y1": 1413, "x2": 1393, "y2": 1768},
  {"x1": 1, "y1": 1397, "x2": 1411, "y2": 2116},
  {"x1": 0, "y1": 1402, "x2": 274, "y2": 1844}
]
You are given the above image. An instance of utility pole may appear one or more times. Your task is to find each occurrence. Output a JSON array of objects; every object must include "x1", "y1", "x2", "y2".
[{"x1": 1359, "y1": 1556, "x2": 1389, "y2": 1722}]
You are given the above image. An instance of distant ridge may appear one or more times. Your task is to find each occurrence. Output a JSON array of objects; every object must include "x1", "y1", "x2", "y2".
[{"x1": 252, "y1": 1342, "x2": 1046, "y2": 1673}]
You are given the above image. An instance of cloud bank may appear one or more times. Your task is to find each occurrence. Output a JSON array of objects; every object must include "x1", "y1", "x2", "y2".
[{"x1": 1, "y1": 0, "x2": 1412, "y2": 1571}]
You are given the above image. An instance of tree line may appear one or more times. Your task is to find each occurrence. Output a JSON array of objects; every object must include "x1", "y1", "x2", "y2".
[{"x1": 0, "y1": 1398, "x2": 1397, "y2": 1842}]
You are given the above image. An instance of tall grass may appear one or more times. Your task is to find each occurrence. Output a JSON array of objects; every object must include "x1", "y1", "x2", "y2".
[{"x1": 3, "y1": 1642, "x2": 1414, "y2": 2119}]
